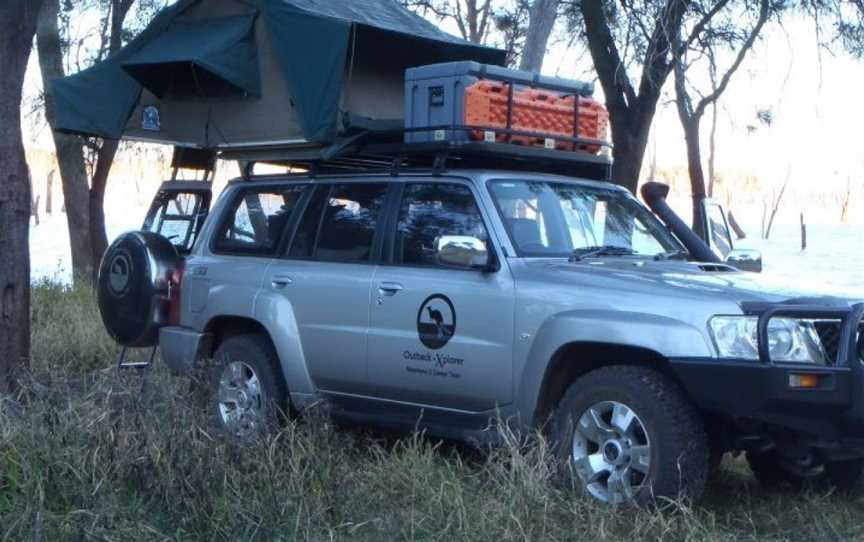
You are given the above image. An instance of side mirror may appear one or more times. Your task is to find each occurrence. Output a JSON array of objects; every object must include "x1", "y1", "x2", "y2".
[
  {"x1": 726, "y1": 249, "x2": 763, "y2": 273},
  {"x1": 436, "y1": 235, "x2": 493, "y2": 270},
  {"x1": 700, "y1": 199, "x2": 734, "y2": 259}
]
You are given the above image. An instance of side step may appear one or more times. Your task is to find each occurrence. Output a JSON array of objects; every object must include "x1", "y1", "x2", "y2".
[{"x1": 117, "y1": 346, "x2": 157, "y2": 370}]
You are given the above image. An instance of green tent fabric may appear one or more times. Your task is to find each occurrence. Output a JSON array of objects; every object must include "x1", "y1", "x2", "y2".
[
  {"x1": 51, "y1": 0, "x2": 196, "y2": 139},
  {"x1": 122, "y1": 13, "x2": 260, "y2": 99},
  {"x1": 259, "y1": 3, "x2": 350, "y2": 143},
  {"x1": 51, "y1": 0, "x2": 507, "y2": 144}
]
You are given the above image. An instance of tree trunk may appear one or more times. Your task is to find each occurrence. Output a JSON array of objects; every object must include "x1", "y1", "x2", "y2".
[
  {"x1": 800, "y1": 212, "x2": 807, "y2": 251},
  {"x1": 37, "y1": 0, "x2": 95, "y2": 283},
  {"x1": 728, "y1": 210, "x2": 746, "y2": 240},
  {"x1": 0, "y1": 0, "x2": 43, "y2": 395},
  {"x1": 46, "y1": 170, "x2": 54, "y2": 214},
  {"x1": 31, "y1": 195, "x2": 40, "y2": 226},
  {"x1": 707, "y1": 102, "x2": 718, "y2": 197},
  {"x1": 89, "y1": 139, "x2": 120, "y2": 276},
  {"x1": 608, "y1": 108, "x2": 654, "y2": 194},
  {"x1": 682, "y1": 120, "x2": 708, "y2": 239},
  {"x1": 519, "y1": 0, "x2": 560, "y2": 72}
]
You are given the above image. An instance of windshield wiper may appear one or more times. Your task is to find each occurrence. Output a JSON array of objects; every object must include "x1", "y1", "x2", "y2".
[
  {"x1": 653, "y1": 249, "x2": 690, "y2": 261},
  {"x1": 570, "y1": 245, "x2": 636, "y2": 262}
]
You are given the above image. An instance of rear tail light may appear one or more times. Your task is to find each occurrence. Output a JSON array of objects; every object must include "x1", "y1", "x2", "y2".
[{"x1": 167, "y1": 259, "x2": 185, "y2": 326}]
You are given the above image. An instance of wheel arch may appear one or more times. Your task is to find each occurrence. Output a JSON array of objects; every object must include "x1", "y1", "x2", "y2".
[
  {"x1": 533, "y1": 341, "x2": 677, "y2": 428},
  {"x1": 203, "y1": 314, "x2": 273, "y2": 356}
]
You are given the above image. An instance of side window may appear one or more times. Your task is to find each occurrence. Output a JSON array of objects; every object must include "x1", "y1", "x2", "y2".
[
  {"x1": 395, "y1": 183, "x2": 489, "y2": 266},
  {"x1": 215, "y1": 185, "x2": 306, "y2": 255},
  {"x1": 288, "y1": 183, "x2": 388, "y2": 263}
]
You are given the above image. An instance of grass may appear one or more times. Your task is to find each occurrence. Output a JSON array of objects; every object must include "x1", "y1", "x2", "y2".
[{"x1": 2, "y1": 282, "x2": 864, "y2": 540}]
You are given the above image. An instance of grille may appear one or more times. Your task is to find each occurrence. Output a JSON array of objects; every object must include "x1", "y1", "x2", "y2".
[
  {"x1": 813, "y1": 320, "x2": 864, "y2": 364},
  {"x1": 814, "y1": 320, "x2": 842, "y2": 363}
]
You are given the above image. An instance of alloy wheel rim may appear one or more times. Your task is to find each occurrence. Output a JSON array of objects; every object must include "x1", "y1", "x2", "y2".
[
  {"x1": 217, "y1": 361, "x2": 265, "y2": 437},
  {"x1": 571, "y1": 400, "x2": 651, "y2": 504}
]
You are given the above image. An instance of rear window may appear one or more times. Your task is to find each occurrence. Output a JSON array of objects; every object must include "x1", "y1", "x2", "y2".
[
  {"x1": 214, "y1": 185, "x2": 307, "y2": 255},
  {"x1": 288, "y1": 183, "x2": 389, "y2": 263}
]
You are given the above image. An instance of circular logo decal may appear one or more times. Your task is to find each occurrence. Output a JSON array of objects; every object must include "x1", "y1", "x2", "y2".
[
  {"x1": 416, "y1": 294, "x2": 456, "y2": 350},
  {"x1": 108, "y1": 252, "x2": 132, "y2": 296}
]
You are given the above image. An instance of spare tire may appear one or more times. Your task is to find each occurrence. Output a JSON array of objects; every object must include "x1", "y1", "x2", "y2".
[{"x1": 97, "y1": 231, "x2": 180, "y2": 347}]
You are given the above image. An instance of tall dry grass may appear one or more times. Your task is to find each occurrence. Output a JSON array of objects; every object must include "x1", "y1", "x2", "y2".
[{"x1": 2, "y1": 282, "x2": 864, "y2": 540}]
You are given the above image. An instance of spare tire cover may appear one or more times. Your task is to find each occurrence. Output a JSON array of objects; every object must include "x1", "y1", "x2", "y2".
[{"x1": 97, "y1": 231, "x2": 179, "y2": 347}]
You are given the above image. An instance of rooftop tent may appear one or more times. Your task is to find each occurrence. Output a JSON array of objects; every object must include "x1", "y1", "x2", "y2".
[
  {"x1": 50, "y1": 0, "x2": 506, "y2": 149},
  {"x1": 121, "y1": 13, "x2": 261, "y2": 99}
]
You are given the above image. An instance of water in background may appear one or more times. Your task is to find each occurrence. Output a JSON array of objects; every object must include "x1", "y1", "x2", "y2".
[
  {"x1": 736, "y1": 222, "x2": 864, "y2": 298},
  {"x1": 29, "y1": 205, "x2": 864, "y2": 299}
]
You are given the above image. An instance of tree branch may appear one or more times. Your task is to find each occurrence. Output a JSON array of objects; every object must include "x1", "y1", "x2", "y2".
[
  {"x1": 580, "y1": 0, "x2": 637, "y2": 114},
  {"x1": 693, "y1": 0, "x2": 769, "y2": 118}
]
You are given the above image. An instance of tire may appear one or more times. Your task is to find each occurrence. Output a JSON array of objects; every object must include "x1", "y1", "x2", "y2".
[
  {"x1": 208, "y1": 334, "x2": 288, "y2": 438},
  {"x1": 747, "y1": 450, "x2": 864, "y2": 492},
  {"x1": 97, "y1": 231, "x2": 179, "y2": 347},
  {"x1": 552, "y1": 365, "x2": 709, "y2": 505}
]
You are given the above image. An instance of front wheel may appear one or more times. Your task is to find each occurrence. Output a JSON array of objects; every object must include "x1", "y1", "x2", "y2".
[{"x1": 552, "y1": 365, "x2": 709, "y2": 505}]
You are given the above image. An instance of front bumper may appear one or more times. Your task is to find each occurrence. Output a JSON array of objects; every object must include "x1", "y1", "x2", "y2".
[{"x1": 670, "y1": 302, "x2": 864, "y2": 446}]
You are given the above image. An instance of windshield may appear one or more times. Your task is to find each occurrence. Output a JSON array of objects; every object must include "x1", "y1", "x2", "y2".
[{"x1": 489, "y1": 180, "x2": 684, "y2": 258}]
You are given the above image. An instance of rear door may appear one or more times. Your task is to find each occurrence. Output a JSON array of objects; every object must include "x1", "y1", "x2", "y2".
[
  {"x1": 366, "y1": 179, "x2": 515, "y2": 413},
  {"x1": 142, "y1": 181, "x2": 212, "y2": 254},
  {"x1": 264, "y1": 180, "x2": 391, "y2": 396}
]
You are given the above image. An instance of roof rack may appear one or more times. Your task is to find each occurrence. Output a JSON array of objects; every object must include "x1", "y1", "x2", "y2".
[{"x1": 219, "y1": 124, "x2": 613, "y2": 181}]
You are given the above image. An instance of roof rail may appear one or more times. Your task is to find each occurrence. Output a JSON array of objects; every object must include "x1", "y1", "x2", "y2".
[{"x1": 219, "y1": 128, "x2": 613, "y2": 182}]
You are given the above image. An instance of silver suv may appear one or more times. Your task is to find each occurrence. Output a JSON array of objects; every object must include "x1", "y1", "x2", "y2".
[{"x1": 98, "y1": 169, "x2": 864, "y2": 505}]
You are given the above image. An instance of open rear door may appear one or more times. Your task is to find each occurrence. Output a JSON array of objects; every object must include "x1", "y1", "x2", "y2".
[{"x1": 142, "y1": 181, "x2": 212, "y2": 254}]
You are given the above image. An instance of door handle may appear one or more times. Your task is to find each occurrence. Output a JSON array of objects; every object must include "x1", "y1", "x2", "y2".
[
  {"x1": 271, "y1": 276, "x2": 293, "y2": 288},
  {"x1": 378, "y1": 282, "x2": 404, "y2": 296}
]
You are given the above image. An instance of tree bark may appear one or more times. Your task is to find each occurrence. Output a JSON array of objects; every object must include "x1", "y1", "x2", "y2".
[
  {"x1": 37, "y1": 0, "x2": 95, "y2": 283},
  {"x1": 519, "y1": 0, "x2": 560, "y2": 72},
  {"x1": 0, "y1": 0, "x2": 43, "y2": 395}
]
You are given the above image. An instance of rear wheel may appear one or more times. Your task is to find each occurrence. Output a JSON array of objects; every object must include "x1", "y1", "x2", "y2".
[
  {"x1": 208, "y1": 334, "x2": 287, "y2": 438},
  {"x1": 552, "y1": 365, "x2": 709, "y2": 505}
]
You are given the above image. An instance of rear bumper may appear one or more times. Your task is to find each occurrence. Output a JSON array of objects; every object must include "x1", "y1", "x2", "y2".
[
  {"x1": 670, "y1": 302, "x2": 864, "y2": 449},
  {"x1": 159, "y1": 326, "x2": 211, "y2": 373}
]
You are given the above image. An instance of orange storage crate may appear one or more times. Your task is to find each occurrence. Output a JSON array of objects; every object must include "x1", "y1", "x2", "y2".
[{"x1": 463, "y1": 80, "x2": 609, "y2": 154}]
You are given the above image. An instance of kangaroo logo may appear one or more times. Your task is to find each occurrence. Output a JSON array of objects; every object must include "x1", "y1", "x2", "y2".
[{"x1": 417, "y1": 294, "x2": 456, "y2": 350}]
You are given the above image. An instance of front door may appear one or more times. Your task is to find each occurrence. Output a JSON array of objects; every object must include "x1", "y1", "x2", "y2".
[
  {"x1": 265, "y1": 181, "x2": 390, "y2": 395},
  {"x1": 367, "y1": 181, "x2": 515, "y2": 413}
]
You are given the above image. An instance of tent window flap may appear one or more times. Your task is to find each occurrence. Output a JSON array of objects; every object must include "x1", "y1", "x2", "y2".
[{"x1": 121, "y1": 13, "x2": 260, "y2": 99}]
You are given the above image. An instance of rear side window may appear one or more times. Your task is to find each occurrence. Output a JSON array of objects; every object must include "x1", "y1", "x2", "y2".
[
  {"x1": 395, "y1": 183, "x2": 489, "y2": 267},
  {"x1": 143, "y1": 190, "x2": 210, "y2": 253},
  {"x1": 214, "y1": 185, "x2": 306, "y2": 255},
  {"x1": 288, "y1": 183, "x2": 388, "y2": 262}
]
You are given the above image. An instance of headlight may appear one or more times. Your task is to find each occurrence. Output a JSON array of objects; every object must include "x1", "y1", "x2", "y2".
[{"x1": 708, "y1": 316, "x2": 827, "y2": 363}]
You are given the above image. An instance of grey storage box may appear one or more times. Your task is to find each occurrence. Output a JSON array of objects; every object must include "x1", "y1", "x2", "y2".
[{"x1": 404, "y1": 61, "x2": 594, "y2": 144}]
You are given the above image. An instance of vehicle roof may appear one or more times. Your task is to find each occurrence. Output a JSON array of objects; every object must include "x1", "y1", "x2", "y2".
[{"x1": 228, "y1": 169, "x2": 627, "y2": 192}]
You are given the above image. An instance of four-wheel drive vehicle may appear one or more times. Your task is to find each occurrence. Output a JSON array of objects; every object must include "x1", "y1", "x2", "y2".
[{"x1": 98, "y1": 167, "x2": 864, "y2": 505}]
